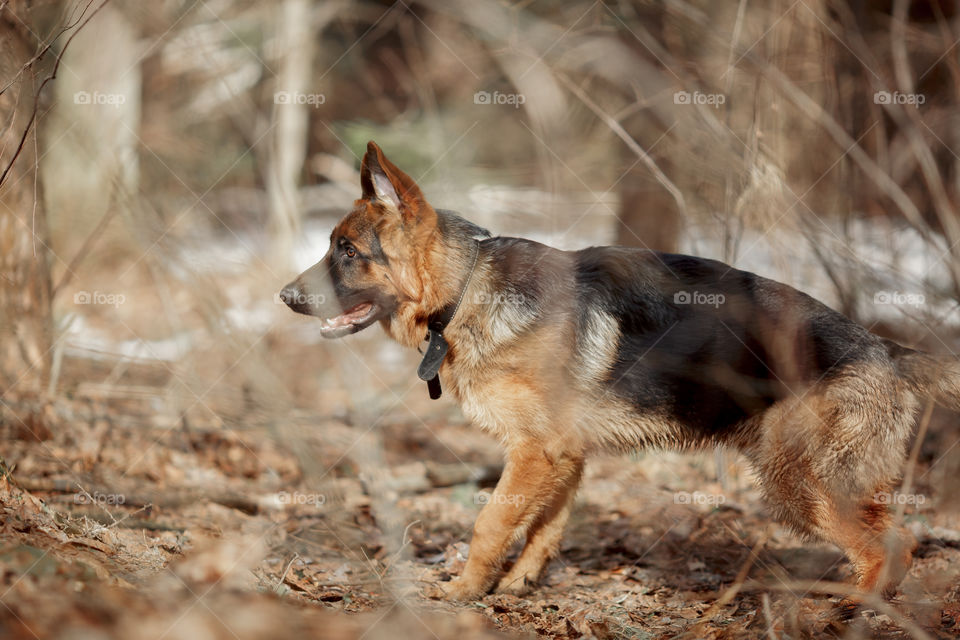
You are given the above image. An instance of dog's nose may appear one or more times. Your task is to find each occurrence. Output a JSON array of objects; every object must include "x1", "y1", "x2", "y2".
[{"x1": 278, "y1": 285, "x2": 299, "y2": 307}]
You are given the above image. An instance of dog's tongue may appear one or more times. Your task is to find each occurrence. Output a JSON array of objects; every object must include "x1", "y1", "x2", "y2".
[{"x1": 323, "y1": 302, "x2": 372, "y2": 328}]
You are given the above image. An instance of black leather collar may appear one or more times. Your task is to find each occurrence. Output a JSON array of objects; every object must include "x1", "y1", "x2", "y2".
[{"x1": 416, "y1": 239, "x2": 481, "y2": 399}]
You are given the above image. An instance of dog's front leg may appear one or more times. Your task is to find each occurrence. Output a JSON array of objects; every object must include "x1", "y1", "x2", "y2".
[
  {"x1": 495, "y1": 455, "x2": 583, "y2": 595},
  {"x1": 442, "y1": 441, "x2": 581, "y2": 601}
]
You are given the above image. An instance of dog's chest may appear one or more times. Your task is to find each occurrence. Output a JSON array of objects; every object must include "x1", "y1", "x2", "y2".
[{"x1": 446, "y1": 371, "x2": 505, "y2": 435}]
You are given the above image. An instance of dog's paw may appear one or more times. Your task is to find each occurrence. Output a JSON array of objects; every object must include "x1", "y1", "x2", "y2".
[
  {"x1": 439, "y1": 578, "x2": 487, "y2": 602},
  {"x1": 833, "y1": 597, "x2": 862, "y2": 622},
  {"x1": 495, "y1": 574, "x2": 535, "y2": 596}
]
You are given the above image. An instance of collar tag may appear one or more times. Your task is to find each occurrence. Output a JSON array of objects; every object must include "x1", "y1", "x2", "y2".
[
  {"x1": 417, "y1": 330, "x2": 449, "y2": 381},
  {"x1": 426, "y1": 374, "x2": 442, "y2": 400}
]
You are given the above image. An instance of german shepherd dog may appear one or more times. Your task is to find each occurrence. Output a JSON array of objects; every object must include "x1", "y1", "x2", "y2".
[{"x1": 280, "y1": 141, "x2": 959, "y2": 603}]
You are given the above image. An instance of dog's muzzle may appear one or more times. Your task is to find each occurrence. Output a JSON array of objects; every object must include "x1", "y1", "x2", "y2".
[{"x1": 278, "y1": 283, "x2": 313, "y2": 315}]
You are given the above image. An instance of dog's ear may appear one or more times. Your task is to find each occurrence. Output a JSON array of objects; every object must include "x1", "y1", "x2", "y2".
[{"x1": 360, "y1": 141, "x2": 425, "y2": 220}]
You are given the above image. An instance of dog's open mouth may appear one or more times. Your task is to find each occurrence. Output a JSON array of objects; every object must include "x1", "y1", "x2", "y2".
[{"x1": 319, "y1": 301, "x2": 378, "y2": 337}]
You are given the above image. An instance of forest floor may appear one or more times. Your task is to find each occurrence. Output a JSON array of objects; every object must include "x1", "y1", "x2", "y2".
[
  {"x1": 2, "y1": 267, "x2": 960, "y2": 640},
  {"x1": 2, "y1": 384, "x2": 960, "y2": 639}
]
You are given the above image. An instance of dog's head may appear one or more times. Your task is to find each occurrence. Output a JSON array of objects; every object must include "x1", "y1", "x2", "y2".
[{"x1": 278, "y1": 141, "x2": 438, "y2": 338}]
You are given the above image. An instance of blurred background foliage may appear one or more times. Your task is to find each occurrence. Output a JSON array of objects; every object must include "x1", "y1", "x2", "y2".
[
  {"x1": 21, "y1": 0, "x2": 960, "y2": 328},
  {"x1": 2, "y1": 1, "x2": 960, "y2": 636}
]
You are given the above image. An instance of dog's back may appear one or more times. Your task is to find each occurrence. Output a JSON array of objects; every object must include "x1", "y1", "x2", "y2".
[
  {"x1": 573, "y1": 247, "x2": 889, "y2": 439},
  {"x1": 450, "y1": 236, "x2": 894, "y2": 441}
]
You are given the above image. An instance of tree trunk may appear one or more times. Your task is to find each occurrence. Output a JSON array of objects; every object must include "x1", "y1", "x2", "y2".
[
  {"x1": 614, "y1": 4, "x2": 680, "y2": 253},
  {"x1": 267, "y1": 0, "x2": 314, "y2": 263},
  {"x1": 0, "y1": 3, "x2": 53, "y2": 395}
]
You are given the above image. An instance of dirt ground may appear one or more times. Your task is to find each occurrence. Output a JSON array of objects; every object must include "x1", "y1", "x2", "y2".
[{"x1": 0, "y1": 347, "x2": 960, "y2": 639}]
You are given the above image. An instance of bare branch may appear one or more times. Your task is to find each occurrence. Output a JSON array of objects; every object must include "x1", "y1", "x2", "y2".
[
  {"x1": 555, "y1": 71, "x2": 689, "y2": 219},
  {"x1": 0, "y1": 0, "x2": 112, "y2": 190}
]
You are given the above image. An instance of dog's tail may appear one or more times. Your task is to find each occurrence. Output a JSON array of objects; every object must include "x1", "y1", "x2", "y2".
[{"x1": 887, "y1": 339, "x2": 960, "y2": 412}]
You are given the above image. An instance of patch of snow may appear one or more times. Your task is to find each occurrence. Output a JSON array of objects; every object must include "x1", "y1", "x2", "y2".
[{"x1": 64, "y1": 315, "x2": 196, "y2": 362}]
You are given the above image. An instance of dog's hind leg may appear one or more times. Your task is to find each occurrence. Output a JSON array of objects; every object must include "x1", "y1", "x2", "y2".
[
  {"x1": 441, "y1": 441, "x2": 583, "y2": 601},
  {"x1": 756, "y1": 454, "x2": 914, "y2": 602},
  {"x1": 495, "y1": 456, "x2": 584, "y2": 595},
  {"x1": 750, "y1": 377, "x2": 917, "y2": 602},
  {"x1": 815, "y1": 493, "x2": 916, "y2": 599}
]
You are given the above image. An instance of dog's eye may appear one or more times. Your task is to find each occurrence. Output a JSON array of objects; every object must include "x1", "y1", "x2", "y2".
[{"x1": 345, "y1": 245, "x2": 357, "y2": 258}]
